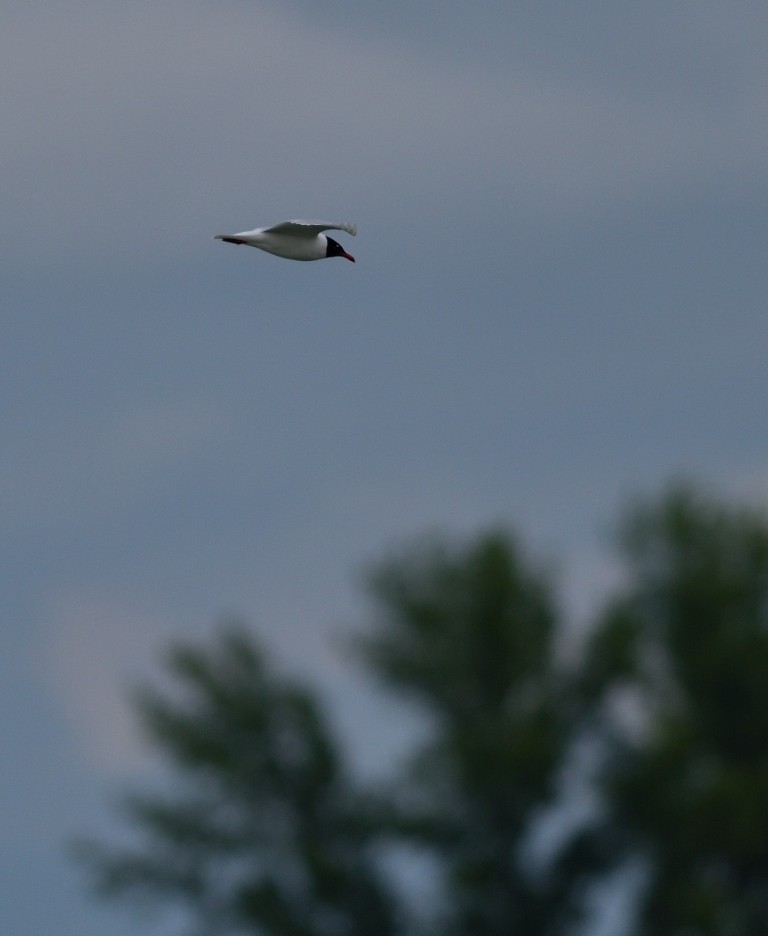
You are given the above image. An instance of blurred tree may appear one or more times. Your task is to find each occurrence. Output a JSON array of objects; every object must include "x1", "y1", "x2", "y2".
[
  {"x1": 356, "y1": 532, "x2": 593, "y2": 936},
  {"x1": 79, "y1": 489, "x2": 768, "y2": 936},
  {"x1": 78, "y1": 532, "x2": 594, "y2": 936},
  {"x1": 76, "y1": 627, "x2": 401, "y2": 936},
  {"x1": 583, "y1": 486, "x2": 768, "y2": 935}
]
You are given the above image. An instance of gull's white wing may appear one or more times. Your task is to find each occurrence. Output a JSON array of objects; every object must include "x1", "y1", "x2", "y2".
[{"x1": 261, "y1": 220, "x2": 357, "y2": 237}]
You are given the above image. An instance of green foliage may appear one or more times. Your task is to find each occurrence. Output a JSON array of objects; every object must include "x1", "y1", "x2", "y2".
[
  {"x1": 358, "y1": 532, "x2": 587, "y2": 936},
  {"x1": 587, "y1": 486, "x2": 768, "y2": 936},
  {"x1": 78, "y1": 487, "x2": 768, "y2": 936},
  {"x1": 76, "y1": 626, "x2": 399, "y2": 936}
]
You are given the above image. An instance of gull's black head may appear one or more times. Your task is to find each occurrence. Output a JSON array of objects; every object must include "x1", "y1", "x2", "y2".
[{"x1": 325, "y1": 236, "x2": 355, "y2": 262}]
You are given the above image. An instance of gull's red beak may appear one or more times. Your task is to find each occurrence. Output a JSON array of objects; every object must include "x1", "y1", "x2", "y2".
[{"x1": 341, "y1": 251, "x2": 355, "y2": 262}]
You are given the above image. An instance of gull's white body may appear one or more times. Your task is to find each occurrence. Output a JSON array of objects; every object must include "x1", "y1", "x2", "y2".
[{"x1": 214, "y1": 220, "x2": 357, "y2": 262}]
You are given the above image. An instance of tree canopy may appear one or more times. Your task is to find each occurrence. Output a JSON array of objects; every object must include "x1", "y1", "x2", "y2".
[
  {"x1": 584, "y1": 488, "x2": 768, "y2": 935},
  {"x1": 78, "y1": 486, "x2": 768, "y2": 936}
]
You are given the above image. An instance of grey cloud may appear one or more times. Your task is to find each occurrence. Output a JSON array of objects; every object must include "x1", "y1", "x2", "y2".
[{"x1": 5, "y1": 0, "x2": 768, "y2": 275}]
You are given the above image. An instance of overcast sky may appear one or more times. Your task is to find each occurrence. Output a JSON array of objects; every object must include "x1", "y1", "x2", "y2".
[{"x1": 4, "y1": 2, "x2": 768, "y2": 934}]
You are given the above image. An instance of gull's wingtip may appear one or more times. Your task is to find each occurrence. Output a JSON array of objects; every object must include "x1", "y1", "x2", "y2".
[{"x1": 214, "y1": 234, "x2": 250, "y2": 246}]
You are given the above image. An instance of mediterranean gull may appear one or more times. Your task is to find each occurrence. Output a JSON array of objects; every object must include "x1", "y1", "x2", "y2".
[{"x1": 214, "y1": 220, "x2": 357, "y2": 262}]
